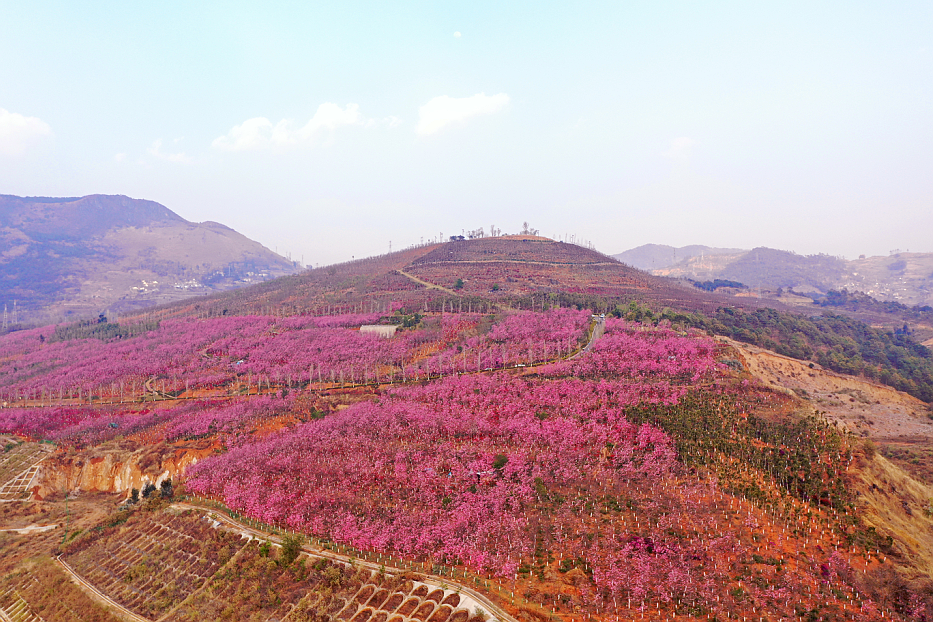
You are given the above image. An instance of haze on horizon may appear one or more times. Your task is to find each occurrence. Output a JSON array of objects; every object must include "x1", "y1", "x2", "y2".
[{"x1": 1, "y1": 1, "x2": 931, "y2": 266}]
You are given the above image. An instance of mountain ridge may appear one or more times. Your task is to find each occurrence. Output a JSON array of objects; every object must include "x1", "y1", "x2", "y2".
[
  {"x1": 0, "y1": 193, "x2": 301, "y2": 325},
  {"x1": 613, "y1": 243, "x2": 745, "y2": 271},
  {"x1": 616, "y1": 242, "x2": 933, "y2": 307}
]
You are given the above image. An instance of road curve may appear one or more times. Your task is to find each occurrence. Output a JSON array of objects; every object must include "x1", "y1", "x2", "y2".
[
  {"x1": 172, "y1": 502, "x2": 520, "y2": 622},
  {"x1": 568, "y1": 314, "x2": 605, "y2": 360}
]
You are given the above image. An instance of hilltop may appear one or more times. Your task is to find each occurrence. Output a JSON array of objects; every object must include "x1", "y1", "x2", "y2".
[
  {"x1": 135, "y1": 235, "x2": 782, "y2": 324},
  {"x1": 0, "y1": 194, "x2": 301, "y2": 325}
]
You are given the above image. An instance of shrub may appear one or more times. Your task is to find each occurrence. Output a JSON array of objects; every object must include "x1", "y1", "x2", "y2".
[{"x1": 279, "y1": 534, "x2": 303, "y2": 567}]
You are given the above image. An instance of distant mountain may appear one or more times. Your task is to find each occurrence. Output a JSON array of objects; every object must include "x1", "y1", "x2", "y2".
[
  {"x1": 841, "y1": 253, "x2": 933, "y2": 307},
  {"x1": 613, "y1": 244, "x2": 746, "y2": 271},
  {"x1": 713, "y1": 247, "x2": 848, "y2": 292},
  {"x1": 0, "y1": 194, "x2": 301, "y2": 325},
  {"x1": 616, "y1": 242, "x2": 933, "y2": 307}
]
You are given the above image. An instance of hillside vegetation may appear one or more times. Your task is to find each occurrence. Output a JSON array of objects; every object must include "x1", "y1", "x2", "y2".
[
  {"x1": 1, "y1": 237, "x2": 933, "y2": 620},
  {"x1": 619, "y1": 304, "x2": 933, "y2": 403}
]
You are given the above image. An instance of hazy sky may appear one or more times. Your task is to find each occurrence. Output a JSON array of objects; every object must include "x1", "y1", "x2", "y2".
[{"x1": 2, "y1": 1, "x2": 931, "y2": 265}]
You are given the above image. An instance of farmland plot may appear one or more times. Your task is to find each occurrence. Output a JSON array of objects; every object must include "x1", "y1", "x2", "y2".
[
  {"x1": 0, "y1": 562, "x2": 122, "y2": 622},
  {"x1": 174, "y1": 546, "x2": 482, "y2": 622},
  {"x1": 62, "y1": 509, "x2": 246, "y2": 619},
  {"x1": 0, "y1": 440, "x2": 54, "y2": 501}
]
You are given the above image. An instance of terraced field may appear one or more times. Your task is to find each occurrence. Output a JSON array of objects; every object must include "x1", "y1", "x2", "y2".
[
  {"x1": 0, "y1": 578, "x2": 42, "y2": 622},
  {"x1": 54, "y1": 503, "x2": 501, "y2": 622},
  {"x1": 0, "y1": 439, "x2": 53, "y2": 501},
  {"x1": 0, "y1": 561, "x2": 122, "y2": 622},
  {"x1": 62, "y1": 509, "x2": 247, "y2": 619},
  {"x1": 314, "y1": 578, "x2": 474, "y2": 622},
  {"x1": 174, "y1": 544, "x2": 485, "y2": 622}
]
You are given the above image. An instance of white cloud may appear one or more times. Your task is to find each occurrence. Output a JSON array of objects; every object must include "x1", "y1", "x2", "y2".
[
  {"x1": 114, "y1": 153, "x2": 126, "y2": 163},
  {"x1": 297, "y1": 103, "x2": 362, "y2": 139},
  {"x1": 454, "y1": 31, "x2": 461, "y2": 38},
  {"x1": 213, "y1": 103, "x2": 365, "y2": 151},
  {"x1": 663, "y1": 137, "x2": 695, "y2": 159},
  {"x1": 416, "y1": 93, "x2": 509, "y2": 136},
  {"x1": 147, "y1": 138, "x2": 193, "y2": 163},
  {"x1": 0, "y1": 108, "x2": 52, "y2": 156},
  {"x1": 212, "y1": 117, "x2": 280, "y2": 151}
]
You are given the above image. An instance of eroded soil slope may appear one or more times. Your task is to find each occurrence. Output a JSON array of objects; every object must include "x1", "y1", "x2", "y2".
[{"x1": 723, "y1": 336, "x2": 933, "y2": 440}]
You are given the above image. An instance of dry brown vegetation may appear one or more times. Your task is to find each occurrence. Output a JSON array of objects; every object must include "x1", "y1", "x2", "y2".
[
  {"x1": 0, "y1": 559, "x2": 123, "y2": 622},
  {"x1": 60, "y1": 505, "x2": 248, "y2": 618}
]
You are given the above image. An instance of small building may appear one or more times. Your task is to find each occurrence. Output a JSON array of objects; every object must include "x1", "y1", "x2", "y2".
[{"x1": 360, "y1": 325, "x2": 398, "y2": 338}]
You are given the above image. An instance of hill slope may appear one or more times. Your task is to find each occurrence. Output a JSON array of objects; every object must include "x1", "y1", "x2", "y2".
[
  {"x1": 2, "y1": 237, "x2": 933, "y2": 619},
  {"x1": 2, "y1": 304, "x2": 933, "y2": 619},
  {"x1": 0, "y1": 194, "x2": 301, "y2": 324},
  {"x1": 120, "y1": 235, "x2": 933, "y2": 406}
]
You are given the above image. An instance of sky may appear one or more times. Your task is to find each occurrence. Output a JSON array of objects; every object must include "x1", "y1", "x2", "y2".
[{"x1": 1, "y1": 1, "x2": 931, "y2": 266}]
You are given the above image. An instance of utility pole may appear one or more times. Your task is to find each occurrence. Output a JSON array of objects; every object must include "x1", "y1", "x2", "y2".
[{"x1": 756, "y1": 251, "x2": 762, "y2": 305}]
